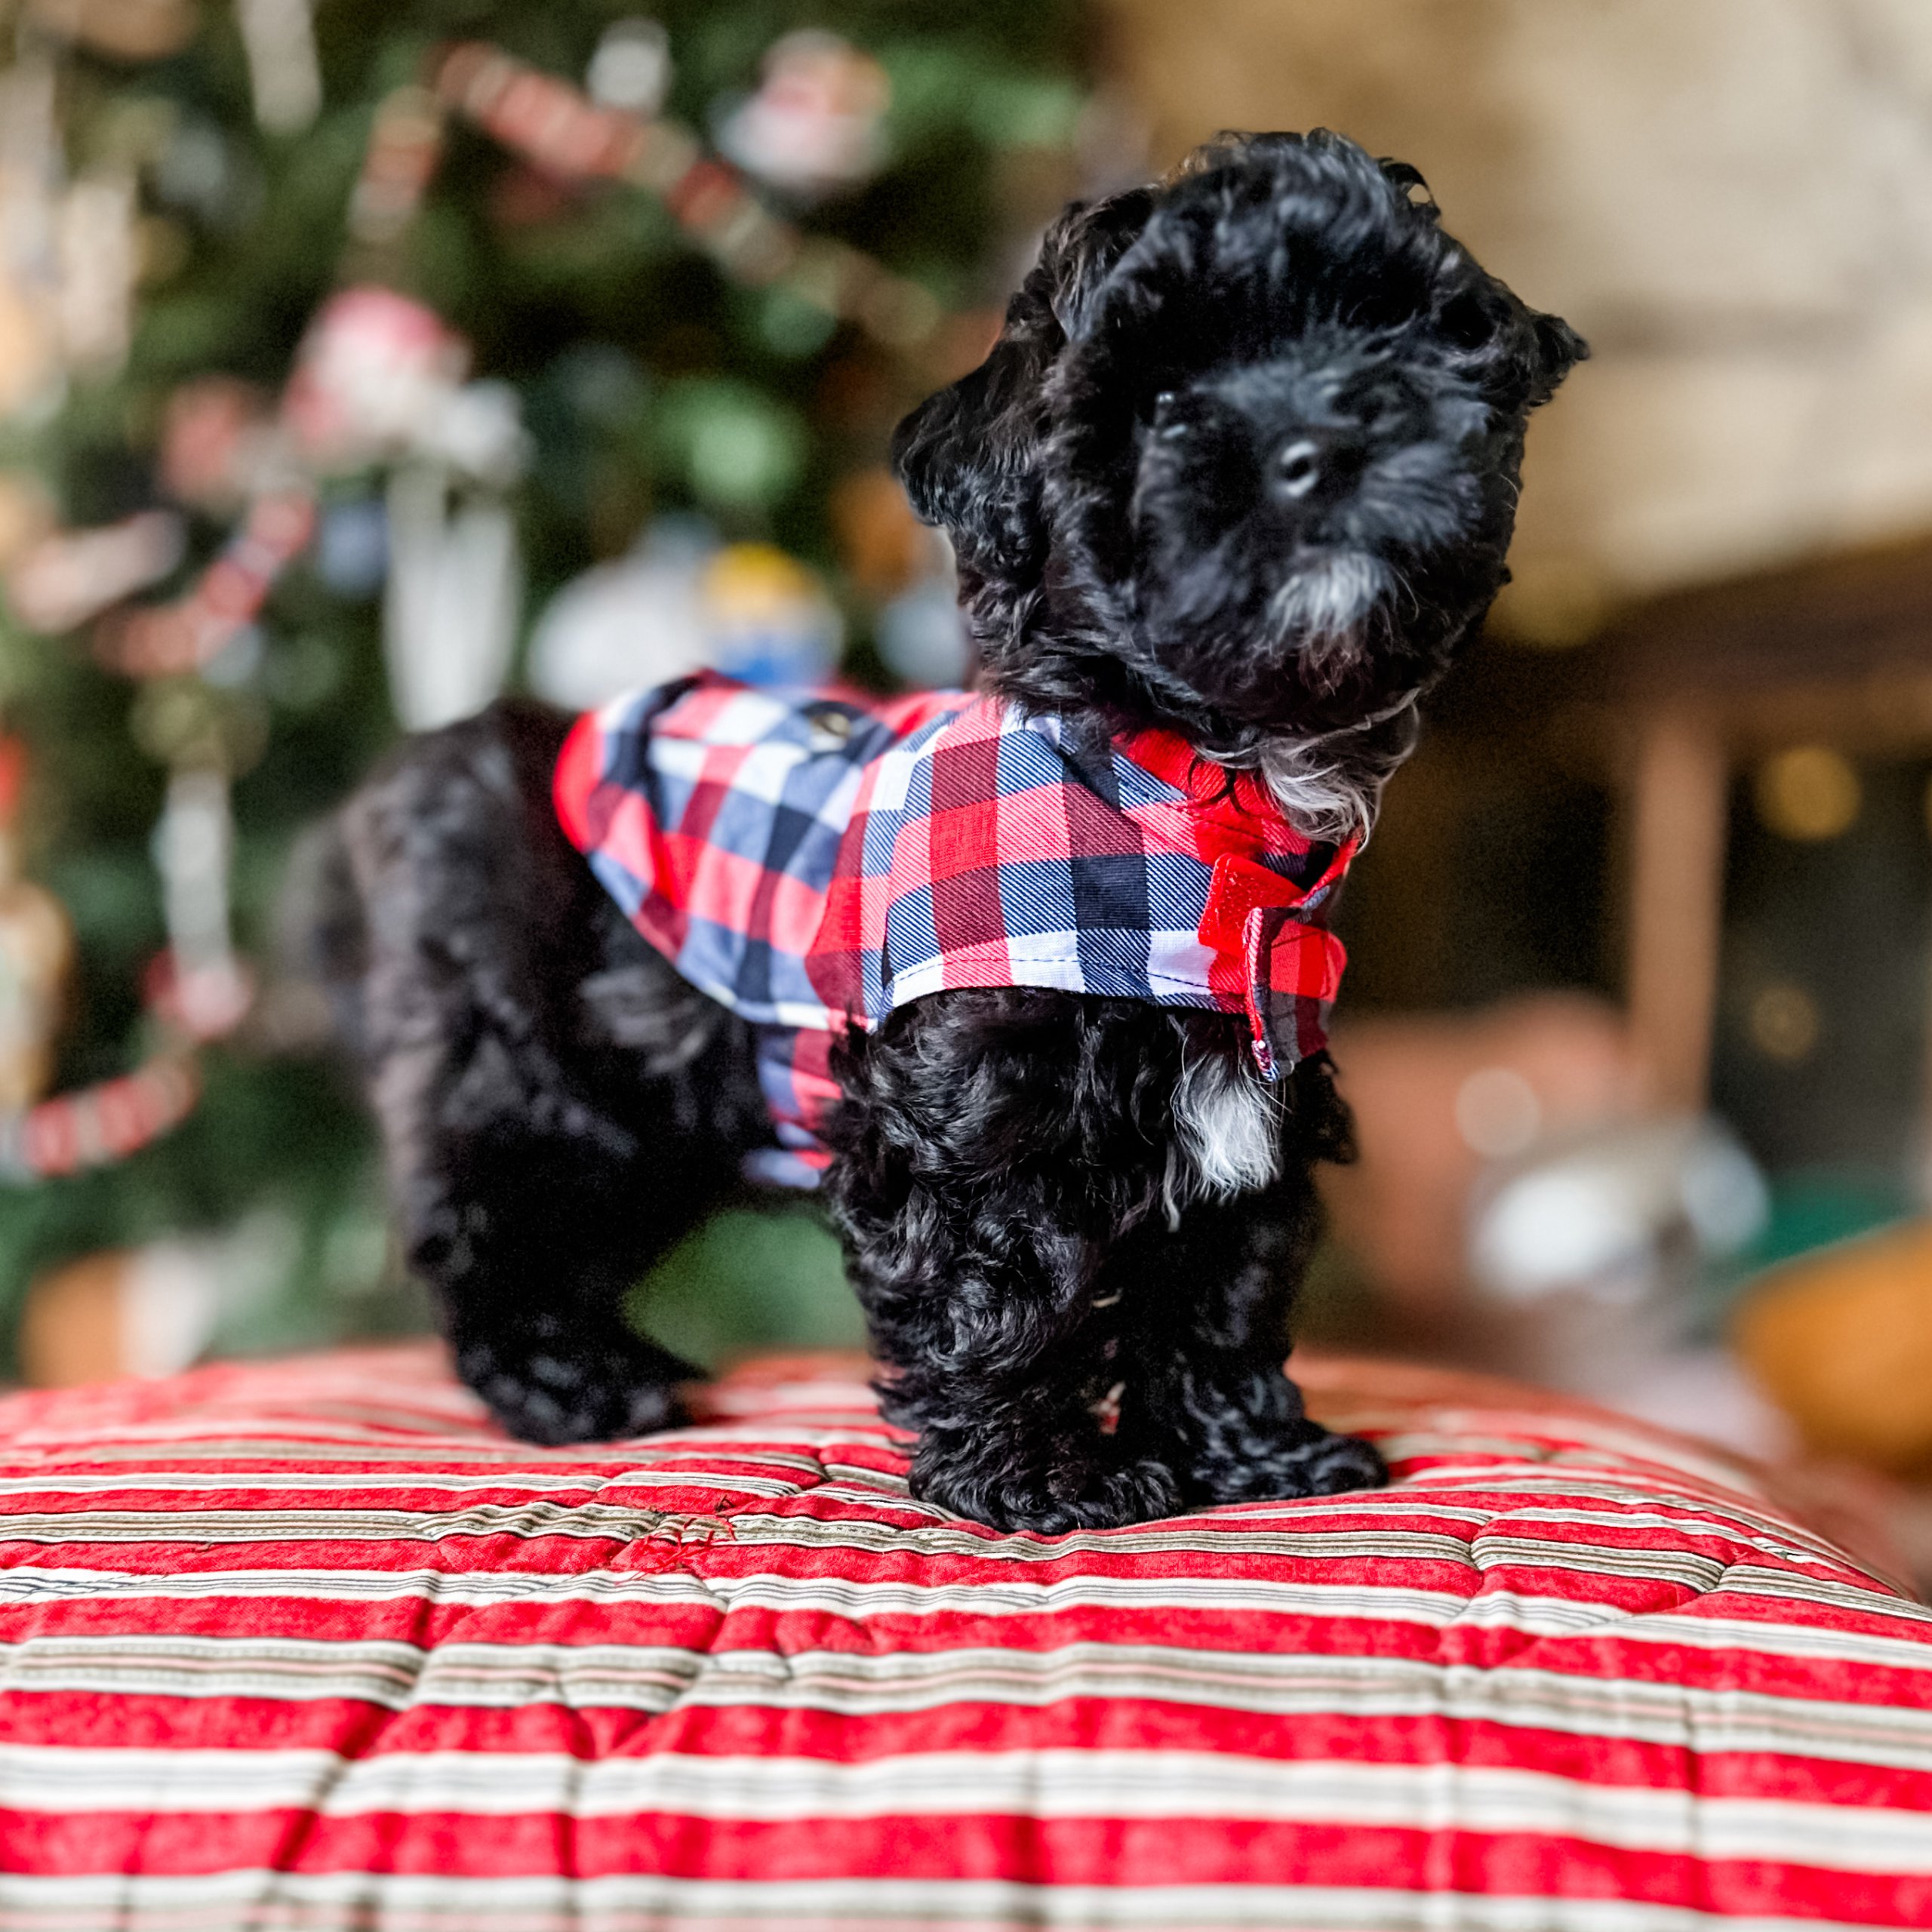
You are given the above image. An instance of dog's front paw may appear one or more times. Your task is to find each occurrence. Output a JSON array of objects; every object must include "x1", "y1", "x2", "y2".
[
  {"x1": 910, "y1": 1440, "x2": 1185, "y2": 1534},
  {"x1": 1188, "y1": 1420, "x2": 1387, "y2": 1506},
  {"x1": 454, "y1": 1319, "x2": 697, "y2": 1445}
]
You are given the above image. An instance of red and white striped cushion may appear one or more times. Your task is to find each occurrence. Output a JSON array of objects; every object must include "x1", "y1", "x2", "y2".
[{"x1": 0, "y1": 1343, "x2": 1927, "y2": 1929}]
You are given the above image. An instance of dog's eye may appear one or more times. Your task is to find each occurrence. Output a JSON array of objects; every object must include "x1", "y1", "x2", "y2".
[
  {"x1": 1348, "y1": 287, "x2": 1414, "y2": 333},
  {"x1": 1152, "y1": 391, "x2": 1191, "y2": 438},
  {"x1": 1440, "y1": 291, "x2": 1503, "y2": 351}
]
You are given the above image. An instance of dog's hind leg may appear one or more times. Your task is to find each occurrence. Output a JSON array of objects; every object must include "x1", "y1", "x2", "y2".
[{"x1": 325, "y1": 700, "x2": 769, "y2": 1444}]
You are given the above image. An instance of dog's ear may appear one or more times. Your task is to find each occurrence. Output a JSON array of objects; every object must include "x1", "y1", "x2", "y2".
[
  {"x1": 891, "y1": 186, "x2": 1155, "y2": 611},
  {"x1": 1467, "y1": 299, "x2": 1588, "y2": 413},
  {"x1": 1527, "y1": 309, "x2": 1589, "y2": 403},
  {"x1": 1374, "y1": 154, "x2": 1437, "y2": 217}
]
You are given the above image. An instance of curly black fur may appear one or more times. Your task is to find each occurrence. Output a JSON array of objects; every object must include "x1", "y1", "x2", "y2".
[
  {"x1": 895, "y1": 130, "x2": 1584, "y2": 806},
  {"x1": 316, "y1": 702, "x2": 771, "y2": 1443},
  {"x1": 320, "y1": 131, "x2": 1581, "y2": 1531},
  {"x1": 821, "y1": 995, "x2": 1380, "y2": 1532}
]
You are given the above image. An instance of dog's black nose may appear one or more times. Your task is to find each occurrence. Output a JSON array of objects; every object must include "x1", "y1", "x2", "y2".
[
  {"x1": 1269, "y1": 429, "x2": 1362, "y2": 506},
  {"x1": 1275, "y1": 440, "x2": 1321, "y2": 499}
]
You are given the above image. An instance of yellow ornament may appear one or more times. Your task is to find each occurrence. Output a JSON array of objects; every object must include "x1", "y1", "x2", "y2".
[{"x1": 700, "y1": 543, "x2": 841, "y2": 685}]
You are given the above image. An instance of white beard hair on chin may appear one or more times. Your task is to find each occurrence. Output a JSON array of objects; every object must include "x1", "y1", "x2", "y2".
[
  {"x1": 1239, "y1": 550, "x2": 1418, "y2": 842},
  {"x1": 1268, "y1": 549, "x2": 1389, "y2": 644}
]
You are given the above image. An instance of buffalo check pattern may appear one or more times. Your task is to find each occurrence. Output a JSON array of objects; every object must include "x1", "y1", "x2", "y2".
[
  {"x1": 554, "y1": 674, "x2": 1354, "y2": 1181},
  {"x1": 0, "y1": 1342, "x2": 1928, "y2": 1929}
]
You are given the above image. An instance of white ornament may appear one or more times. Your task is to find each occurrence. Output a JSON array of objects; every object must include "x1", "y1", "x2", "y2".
[
  {"x1": 55, "y1": 171, "x2": 137, "y2": 374},
  {"x1": 1468, "y1": 1116, "x2": 1767, "y2": 1307},
  {"x1": 237, "y1": 0, "x2": 323, "y2": 135},
  {"x1": 527, "y1": 519, "x2": 715, "y2": 712},
  {"x1": 420, "y1": 378, "x2": 529, "y2": 488},
  {"x1": 153, "y1": 765, "x2": 249, "y2": 1039},
  {"x1": 383, "y1": 463, "x2": 522, "y2": 731},
  {"x1": 587, "y1": 19, "x2": 672, "y2": 118},
  {"x1": 119, "y1": 1237, "x2": 224, "y2": 1377}
]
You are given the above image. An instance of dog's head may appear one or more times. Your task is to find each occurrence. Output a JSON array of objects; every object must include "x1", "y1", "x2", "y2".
[{"x1": 893, "y1": 131, "x2": 1586, "y2": 749}]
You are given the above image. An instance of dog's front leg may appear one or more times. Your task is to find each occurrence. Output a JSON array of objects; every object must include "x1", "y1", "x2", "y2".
[
  {"x1": 825, "y1": 990, "x2": 1186, "y2": 1534},
  {"x1": 1115, "y1": 1182, "x2": 1387, "y2": 1506},
  {"x1": 840, "y1": 1173, "x2": 1184, "y2": 1534}
]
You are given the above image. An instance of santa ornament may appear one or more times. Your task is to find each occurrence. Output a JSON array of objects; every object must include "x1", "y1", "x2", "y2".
[
  {"x1": 715, "y1": 31, "x2": 890, "y2": 200},
  {"x1": 288, "y1": 291, "x2": 527, "y2": 730}
]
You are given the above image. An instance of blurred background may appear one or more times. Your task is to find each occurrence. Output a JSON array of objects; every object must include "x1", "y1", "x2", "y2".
[{"x1": 6, "y1": 0, "x2": 1932, "y2": 1545}]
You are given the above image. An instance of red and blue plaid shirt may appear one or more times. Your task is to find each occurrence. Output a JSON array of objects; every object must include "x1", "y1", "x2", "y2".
[{"x1": 555, "y1": 674, "x2": 1353, "y2": 1186}]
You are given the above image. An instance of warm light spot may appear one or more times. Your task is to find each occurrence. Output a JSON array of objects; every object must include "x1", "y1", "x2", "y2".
[
  {"x1": 1754, "y1": 746, "x2": 1860, "y2": 842},
  {"x1": 1749, "y1": 982, "x2": 1820, "y2": 1063}
]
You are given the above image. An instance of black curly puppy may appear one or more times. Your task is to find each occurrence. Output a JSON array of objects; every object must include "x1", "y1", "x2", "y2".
[{"x1": 321, "y1": 132, "x2": 1583, "y2": 1533}]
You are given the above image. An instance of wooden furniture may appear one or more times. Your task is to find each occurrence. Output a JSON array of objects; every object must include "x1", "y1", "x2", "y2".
[{"x1": 1595, "y1": 536, "x2": 1932, "y2": 1109}]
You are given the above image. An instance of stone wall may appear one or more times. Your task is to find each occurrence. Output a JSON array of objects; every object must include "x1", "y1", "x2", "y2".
[{"x1": 1100, "y1": 0, "x2": 1932, "y2": 632}]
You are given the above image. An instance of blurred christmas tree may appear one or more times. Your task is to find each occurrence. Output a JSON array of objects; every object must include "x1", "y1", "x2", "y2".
[{"x1": 0, "y1": 0, "x2": 1094, "y2": 1373}]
